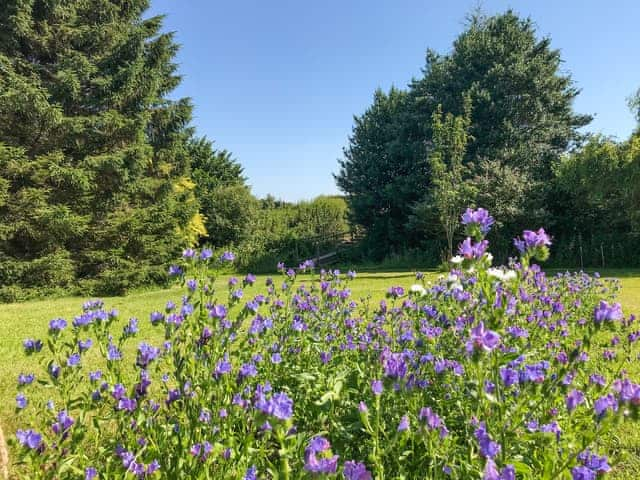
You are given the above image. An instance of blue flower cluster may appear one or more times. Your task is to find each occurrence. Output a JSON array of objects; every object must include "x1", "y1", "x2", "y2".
[{"x1": 11, "y1": 208, "x2": 640, "y2": 479}]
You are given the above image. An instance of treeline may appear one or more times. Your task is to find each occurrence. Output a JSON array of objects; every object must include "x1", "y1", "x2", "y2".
[
  {"x1": 0, "y1": 1, "x2": 348, "y2": 301},
  {"x1": 1, "y1": 4, "x2": 638, "y2": 301},
  {"x1": 336, "y1": 11, "x2": 640, "y2": 269}
]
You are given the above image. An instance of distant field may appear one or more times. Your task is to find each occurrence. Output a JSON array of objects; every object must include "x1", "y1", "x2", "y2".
[{"x1": 1, "y1": 268, "x2": 639, "y2": 478}]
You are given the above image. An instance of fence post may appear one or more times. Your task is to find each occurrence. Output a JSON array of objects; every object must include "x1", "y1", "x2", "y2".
[{"x1": 578, "y1": 234, "x2": 584, "y2": 270}]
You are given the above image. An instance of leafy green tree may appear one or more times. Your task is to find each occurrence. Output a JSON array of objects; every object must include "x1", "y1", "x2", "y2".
[
  {"x1": 410, "y1": 11, "x2": 591, "y2": 181},
  {"x1": 549, "y1": 134, "x2": 640, "y2": 266},
  {"x1": 295, "y1": 196, "x2": 348, "y2": 240},
  {"x1": 202, "y1": 185, "x2": 258, "y2": 248},
  {"x1": 0, "y1": 0, "x2": 201, "y2": 297},
  {"x1": 337, "y1": 10, "x2": 591, "y2": 258},
  {"x1": 188, "y1": 137, "x2": 247, "y2": 245},
  {"x1": 410, "y1": 102, "x2": 475, "y2": 259}
]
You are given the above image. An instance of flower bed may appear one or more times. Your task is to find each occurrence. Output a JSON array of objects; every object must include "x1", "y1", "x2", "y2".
[{"x1": 12, "y1": 210, "x2": 640, "y2": 479}]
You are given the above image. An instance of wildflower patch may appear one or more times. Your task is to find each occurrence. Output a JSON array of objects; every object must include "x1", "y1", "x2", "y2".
[{"x1": 11, "y1": 210, "x2": 640, "y2": 479}]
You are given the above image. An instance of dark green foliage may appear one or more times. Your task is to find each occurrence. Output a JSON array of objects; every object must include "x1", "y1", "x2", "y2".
[
  {"x1": 203, "y1": 184, "x2": 258, "y2": 248},
  {"x1": 409, "y1": 101, "x2": 476, "y2": 260},
  {"x1": 549, "y1": 133, "x2": 640, "y2": 268},
  {"x1": 336, "y1": 87, "x2": 426, "y2": 258},
  {"x1": 336, "y1": 10, "x2": 591, "y2": 260},
  {"x1": 234, "y1": 196, "x2": 349, "y2": 272},
  {"x1": 189, "y1": 137, "x2": 248, "y2": 247},
  {"x1": 0, "y1": 0, "x2": 201, "y2": 298}
]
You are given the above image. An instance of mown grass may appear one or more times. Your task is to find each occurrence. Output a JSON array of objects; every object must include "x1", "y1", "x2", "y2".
[{"x1": 1, "y1": 268, "x2": 639, "y2": 478}]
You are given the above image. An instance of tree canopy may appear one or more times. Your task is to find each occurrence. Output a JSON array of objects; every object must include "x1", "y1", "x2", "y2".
[
  {"x1": 336, "y1": 10, "x2": 592, "y2": 259},
  {"x1": 0, "y1": 0, "x2": 200, "y2": 297}
]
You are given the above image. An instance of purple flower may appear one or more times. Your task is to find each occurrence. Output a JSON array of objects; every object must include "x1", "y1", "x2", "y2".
[
  {"x1": 514, "y1": 228, "x2": 552, "y2": 253},
  {"x1": 467, "y1": 322, "x2": 500, "y2": 353},
  {"x1": 540, "y1": 421, "x2": 562, "y2": 440},
  {"x1": 182, "y1": 248, "x2": 196, "y2": 259},
  {"x1": 344, "y1": 460, "x2": 373, "y2": 480},
  {"x1": 419, "y1": 407, "x2": 443, "y2": 431},
  {"x1": 137, "y1": 342, "x2": 160, "y2": 368},
  {"x1": 594, "y1": 300, "x2": 623, "y2": 323},
  {"x1": 220, "y1": 251, "x2": 235, "y2": 262},
  {"x1": 270, "y1": 392, "x2": 294, "y2": 420},
  {"x1": 387, "y1": 286, "x2": 405, "y2": 298},
  {"x1": 51, "y1": 410, "x2": 74, "y2": 436},
  {"x1": 566, "y1": 389, "x2": 585, "y2": 412},
  {"x1": 200, "y1": 248, "x2": 213, "y2": 260},
  {"x1": 461, "y1": 207, "x2": 495, "y2": 234},
  {"x1": 49, "y1": 318, "x2": 67, "y2": 333},
  {"x1": 210, "y1": 304, "x2": 228, "y2": 319},
  {"x1": 594, "y1": 394, "x2": 618, "y2": 418},
  {"x1": 458, "y1": 237, "x2": 489, "y2": 259},
  {"x1": 112, "y1": 383, "x2": 126, "y2": 400},
  {"x1": 49, "y1": 363, "x2": 60, "y2": 379},
  {"x1": 381, "y1": 349, "x2": 407, "y2": 379},
  {"x1": 16, "y1": 429, "x2": 42, "y2": 450},
  {"x1": 271, "y1": 353, "x2": 282, "y2": 364},
  {"x1": 483, "y1": 459, "x2": 515, "y2": 480},
  {"x1": 577, "y1": 450, "x2": 611, "y2": 473},
  {"x1": 214, "y1": 354, "x2": 232, "y2": 377},
  {"x1": 475, "y1": 422, "x2": 501, "y2": 459},
  {"x1": 397, "y1": 415, "x2": 410, "y2": 432},
  {"x1": 190, "y1": 441, "x2": 213, "y2": 460},
  {"x1": 500, "y1": 368, "x2": 519, "y2": 387},
  {"x1": 168, "y1": 265, "x2": 182, "y2": 276},
  {"x1": 16, "y1": 393, "x2": 27, "y2": 409},
  {"x1": 304, "y1": 436, "x2": 339, "y2": 474},
  {"x1": 78, "y1": 338, "x2": 93, "y2": 352},
  {"x1": 85, "y1": 467, "x2": 98, "y2": 480},
  {"x1": 117, "y1": 397, "x2": 137, "y2": 412},
  {"x1": 371, "y1": 380, "x2": 383, "y2": 395},
  {"x1": 244, "y1": 466, "x2": 258, "y2": 480},
  {"x1": 18, "y1": 373, "x2": 35, "y2": 385},
  {"x1": 67, "y1": 353, "x2": 81, "y2": 367},
  {"x1": 150, "y1": 311, "x2": 165, "y2": 325},
  {"x1": 23, "y1": 338, "x2": 43, "y2": 353},
  {"x1": 571, "y1": 466, "x2": 596, "y2": 480},
  {"x1": 107, "y1": 342, "x2": 122, "y2": 361},
  {"x1": 239, "y1": 362, "x2": 258, "y2": 379}
]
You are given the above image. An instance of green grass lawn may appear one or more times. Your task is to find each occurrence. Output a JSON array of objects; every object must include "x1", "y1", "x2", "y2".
[{"x1": 1, "y1": 268, "x2": 639, "y2": 478}]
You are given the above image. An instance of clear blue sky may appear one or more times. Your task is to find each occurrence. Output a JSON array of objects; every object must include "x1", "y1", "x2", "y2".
[{"x1": 148, "y1": 0, "x2": 640, "y2": 201}]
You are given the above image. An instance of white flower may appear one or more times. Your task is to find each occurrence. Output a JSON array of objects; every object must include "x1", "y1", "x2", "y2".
[
  {"x1": 450, "y1": 282, "x2": 463, "y2": 291},
  {"x1": 487, "y1": 267, "x2": 517, "y2": 282},
  {"x1": 487, "y1": 267, "x2": 502, "y2": 279},
  {"x1": 447, "y1": 273, "x2": 459, "y2": 283},
  {"x1": 503, "y1": 270, "x2": 517, "y2": 281},
  {"x1": 484, "y1": 253, "x2": 493, "y2": 264},
  {"x1": 450, "y1": 255, "x2": 464, "y2": 264},
  {"x1": 410, "y1": 284, "x2": 427, "y2": 296}
]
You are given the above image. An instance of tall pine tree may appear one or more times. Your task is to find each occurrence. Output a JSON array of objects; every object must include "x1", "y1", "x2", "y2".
[{"x1": 0, "y1": 0, "x2": 202, "y2": 298}]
